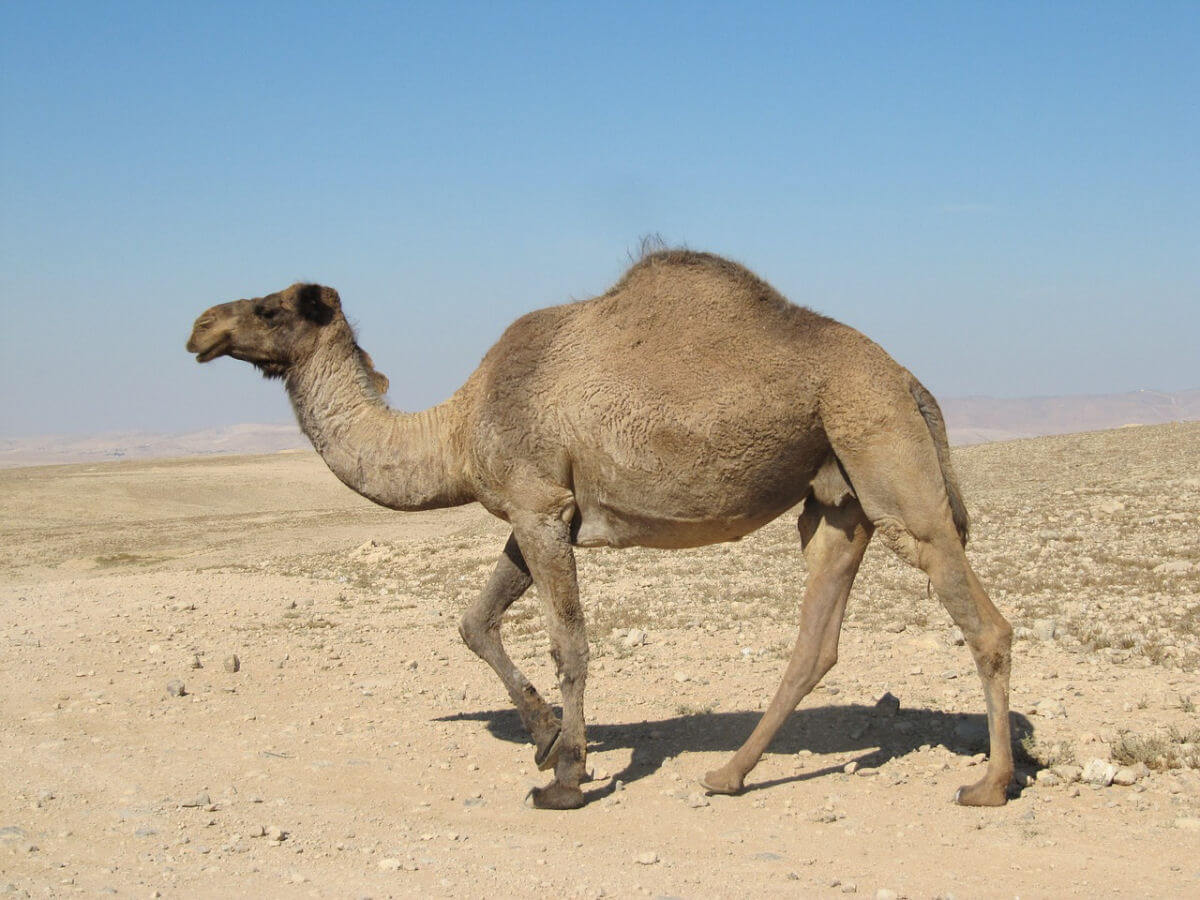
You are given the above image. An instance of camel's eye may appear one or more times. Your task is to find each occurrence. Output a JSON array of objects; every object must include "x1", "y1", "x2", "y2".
[{"x1": 255, "y1": 303, "x2": 279, "y2": 321}]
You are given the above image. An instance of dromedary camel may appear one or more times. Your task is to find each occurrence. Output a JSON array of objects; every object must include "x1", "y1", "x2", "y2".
[{"x1": 186, "y1": 250, "x2": 1014, "y2": 810}]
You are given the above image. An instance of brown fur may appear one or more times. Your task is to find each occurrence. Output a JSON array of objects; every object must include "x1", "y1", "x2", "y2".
[{"x1": 187, "y1": 250, "x2": 1014, "y2": 810}]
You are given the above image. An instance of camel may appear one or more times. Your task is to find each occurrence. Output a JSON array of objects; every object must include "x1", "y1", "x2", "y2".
[{"x1": 186, "y1": 249, "x2": 1014, "y2": 810}]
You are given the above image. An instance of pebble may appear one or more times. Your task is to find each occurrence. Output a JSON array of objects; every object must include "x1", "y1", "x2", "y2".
[
  {"x1": 673, "y1": 671, "x2": 690, "y2": 683},
  {"x1": 165, "y1": 680, "x2": 186, "y2": 698},
  {"x1": 1113, "y1": 763, "x2": 1149, "y2": 786},
  {"x1": 1032, "y1": 698, "x2": 1067, "y2": 718},
  {"x1": 180, "y1": 794, "x2": 211, "y2": 808},
  {"x1": 1052, "y1": 764, "x2": 1083, "y2": 783},
  {"x1": 635, "y1": 851, "x2": 659, "y2": 865},
  {"x1": 224, "y1": 655, "x2": 241, "y2": 673},
  {"x1": 623, "y1": 629, "x2": 647, "y2": 649},
  {"x1": 1031, "y1": 619, "x2": 1058, "y2": 641},
  {"x1": 873, "y1": 692, "x2": 900, "y2": 717},
  {"x1": 378, "y1": 858, "x2": 403, "y2": 871},
  {"x1": 1081, "y1": 759, "x2": 1117, "y2": 787},
  {"x1": 876, "y1": 891, "x2": 898, "y2": 900},
  {"x1": 884, "y1": 621, "x2": 906, "y2": 633},
  {"x1": 685, "y1": 792, "x2": 710, "y2": 808},
  {"x1": 190, "y1": 655, "x2": 203, "y2": 669},
  {"x1": 267, "y1": 826, "x2": 286, "y2": 842}
]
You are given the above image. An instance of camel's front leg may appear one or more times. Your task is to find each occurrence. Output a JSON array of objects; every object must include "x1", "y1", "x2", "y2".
[
  {"x1": 511, "y1": 511, "x2": 588, "y2": 810},
  {"x1": 703, "y1": 498, "x2": 873, "y2": 794},
  {"x1": 458, "y1": 532, "x2": 562, "y2": 769}
]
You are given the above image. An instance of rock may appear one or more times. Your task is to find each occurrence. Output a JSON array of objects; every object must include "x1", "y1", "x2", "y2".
[
  {"x1": 685, "y1": 792, "x2": 710, "y2": 808},
  {"x1": 190, "y1": 655, "x2": 203, "y2": 669},
  {"x1": 873, "y1": 692, "x2": 900, "y2": 717},
  {"x1": 180, "y1": 794, "x2": 210, "y2": 808},
  {"x1": 672, "y1": 671, "x2": 690, "y2": 683},
  {"x1": 378, "y1": 858, "x2": 402, "y2": 871},
  {"x1": 1031, "y1": 619, "x2": 1058, "y2": 641},
  {"x1": 622, "y1": 629, "x2": 647, "y2": 649},
  {"x1": 635, "y1": 851, "x2": 659, "y2": 865},
  {"x1": 1153, "y1": 560, "x2": 1194, "y2": 575},
  {"x1": 1035, "y1": 769, "x2": 1061, "y2": 787},
  {"x1": 843, "y1": 761, "x2": 859, "y2": 774},
  {"x1": 1095, "y1": 499, "x2": 1125, "y2": 515},
  {"x1": 876, "y1": 891, "x2": 898, "y2": 900},
  {"x1": 224, "y1": 655, "x2": 241, "y2": 673},
  {"x1": 165, "y1": 680, "x2": 186, "y2": 697},
  {"x1": 267, "y1": 825, "x2": 286, "y2": 842},
  {"x1": 1113, "y1": 763, "x2": 1150, "y2": 786},
  {"x1": 1081, "y1": 758, "x2": 1117, "y2": 787},
  {"x1": 884, "y1": 621, "x2": 906, "y2": 633},
  {"x1": 1032, "y1": 698, "x2": 1067, "y2": 718}
]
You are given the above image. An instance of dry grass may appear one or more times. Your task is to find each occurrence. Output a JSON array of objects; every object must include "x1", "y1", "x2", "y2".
[{"x1": 1111, "y1": 727, "x2": 1200, "y2": 771}]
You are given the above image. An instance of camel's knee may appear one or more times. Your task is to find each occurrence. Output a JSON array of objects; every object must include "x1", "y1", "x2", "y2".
[
  {"x1": 458, "y1": 609, "x2": 492, "y2": 656},
  {"x1": 813, "y1": 647, "x2": 839, "y2": 684},
  {"x1": 549, "y1": 642, "x2": 589, "y2": 689},
  {"x1": 967, "y1": 618, "x2": 1012, "y2": 679}
]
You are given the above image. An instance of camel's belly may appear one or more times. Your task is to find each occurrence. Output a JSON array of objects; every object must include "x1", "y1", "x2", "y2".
[{"x1": 570, "y1": 495, "x2": 799, "y2": 550}]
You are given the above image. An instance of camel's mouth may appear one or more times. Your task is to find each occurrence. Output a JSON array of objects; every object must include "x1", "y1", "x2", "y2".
[{"x1": 187, "y1": 334, "x2": 230, "y2": 363}]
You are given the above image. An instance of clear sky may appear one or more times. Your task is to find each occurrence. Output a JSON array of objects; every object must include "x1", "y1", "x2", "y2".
[{"x1": 2, "y1": 2, "x2": 1197, "y2": 436}]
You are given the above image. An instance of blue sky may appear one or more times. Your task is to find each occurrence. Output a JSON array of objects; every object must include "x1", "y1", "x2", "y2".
[{"x1": 2, "y1": 2, "x2": 1197, "y2": 436}]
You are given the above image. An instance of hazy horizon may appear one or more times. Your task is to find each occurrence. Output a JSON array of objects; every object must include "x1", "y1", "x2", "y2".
[{"x1": 2, "y1": 3, "x2": 1197, "y2": 437}]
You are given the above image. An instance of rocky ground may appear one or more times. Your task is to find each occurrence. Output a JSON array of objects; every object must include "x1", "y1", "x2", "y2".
[{"x1": 1, "y1": 422, "x2": 1198, "y2": 898}]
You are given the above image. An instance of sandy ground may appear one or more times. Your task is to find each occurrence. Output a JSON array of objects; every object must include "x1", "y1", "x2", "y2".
[{"x1": 2, "y1": 423, "x2": 1198, "y2": 898}]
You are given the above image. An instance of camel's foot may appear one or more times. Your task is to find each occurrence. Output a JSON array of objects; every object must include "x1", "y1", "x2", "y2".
[
  {"x1": 954, "y1": 773, "x2": 1010, "y2": 807},
  {"x1": 700, "y1": 765, "x2": 745, "y2": 795},
  {"x1": 534, "y1": 726, "x2": 562, "y2": 772},
  {"x1": 526, "y1": 780, "x2": 585, "y2": 810}
]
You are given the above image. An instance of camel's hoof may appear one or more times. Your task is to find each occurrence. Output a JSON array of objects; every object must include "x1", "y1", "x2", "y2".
[
  {"x1": 954, "y1": 779, "x2": 1009, "y2": 807},
  {"x1": 526, "y1": 781, "x2": 585, "y2": 810},
  {"x1": 700, "y1": 767, "x2": 744, "y2": 795},
  {"x1": 534, "y1": 727, "x2": 562, "y2": 772}
]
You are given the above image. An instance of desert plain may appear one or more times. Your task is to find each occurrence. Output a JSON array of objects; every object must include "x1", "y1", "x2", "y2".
[{"x1": 1, "y1": 421, "x2": 1198, "y2": 898}]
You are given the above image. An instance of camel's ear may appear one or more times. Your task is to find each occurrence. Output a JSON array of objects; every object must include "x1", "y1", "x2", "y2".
[
  {"x1": 295, "y1": 284, "x2": 340, "y2": 325},
  {"x1": 356, "y1": 345, "x2": 390, "y2": 396}
]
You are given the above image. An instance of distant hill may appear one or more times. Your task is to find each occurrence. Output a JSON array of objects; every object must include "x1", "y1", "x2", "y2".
[
  {"x1": 942, "y1": 388, "x2": 1200, "y2": 445},
  {"x1": 0, "y1": 423, "x2": 307, "y2": 468},
  {"x1": 1, "y1": 389, "x2": 1197, "y2": 467}
]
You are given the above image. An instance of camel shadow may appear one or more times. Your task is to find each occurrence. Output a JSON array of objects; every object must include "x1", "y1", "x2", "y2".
[{"x1": 437, "y1": 703, "x2": 1037, "y2": 802}]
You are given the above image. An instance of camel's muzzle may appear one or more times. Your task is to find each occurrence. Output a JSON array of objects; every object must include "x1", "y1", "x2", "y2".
[{"x1": 187, "y1": 303, "x2": 245, "y2": 363}]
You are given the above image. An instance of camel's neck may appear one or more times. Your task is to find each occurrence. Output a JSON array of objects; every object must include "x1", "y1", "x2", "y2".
[{"x1": 285, "y1": 331, "x2": 472, "y2": 511}]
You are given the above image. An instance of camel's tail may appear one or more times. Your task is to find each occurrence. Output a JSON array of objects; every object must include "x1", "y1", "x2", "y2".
[{"x1": 909, "y1": 377, "x2": 969, "y2": 546}]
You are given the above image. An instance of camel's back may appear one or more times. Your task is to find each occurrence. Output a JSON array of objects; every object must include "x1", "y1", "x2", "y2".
[{"x1": 466, "y1": 251, "x2": 900, "y2": 543}]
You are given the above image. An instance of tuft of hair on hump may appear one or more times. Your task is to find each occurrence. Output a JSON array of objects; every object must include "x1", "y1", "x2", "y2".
[{"x1": 629, "y1": 233, "x2": 671, "y2": 263}]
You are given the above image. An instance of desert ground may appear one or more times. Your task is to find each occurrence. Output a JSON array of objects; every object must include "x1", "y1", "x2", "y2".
[{"x1": 1, "y1": 422, "x2": 1198, "y2": 898}]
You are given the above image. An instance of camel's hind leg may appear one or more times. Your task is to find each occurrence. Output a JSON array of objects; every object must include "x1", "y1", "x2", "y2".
[
  {"x1": 835, "y1": 433, "x2": 1014, "y2": 806},
  {"x1": 703, "y1": 498, "x2": 873, "y2": 794},
  {"x1": 458, "y1": 533, "x2": 563, "y2": 770}
]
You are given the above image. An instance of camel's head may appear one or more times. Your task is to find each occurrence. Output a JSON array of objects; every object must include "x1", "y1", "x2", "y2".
[{"x1": 187, "y1": 283, "x2": 344, "y2": 379}]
